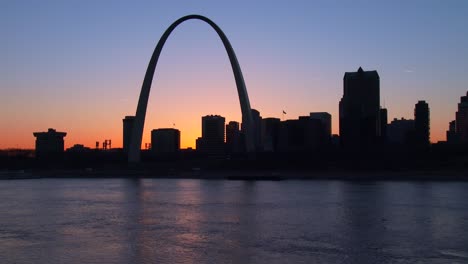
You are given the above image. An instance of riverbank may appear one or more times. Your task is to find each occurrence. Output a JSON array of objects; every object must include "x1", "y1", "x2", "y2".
[{"x1": 2, "y1": 168, "x2": 468, "y2": 181}]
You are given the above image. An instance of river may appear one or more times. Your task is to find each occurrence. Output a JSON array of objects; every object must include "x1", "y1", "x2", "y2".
[{"x1": 1, "y1": 178, "x2": 467, "y2": 263}]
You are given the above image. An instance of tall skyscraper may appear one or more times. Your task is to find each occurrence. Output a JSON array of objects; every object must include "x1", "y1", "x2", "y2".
[
  {"x1": 151, "y1": 128, "x2": 180, "y2": 153},
  {"x1": 196, "y1": 115, "x2": 226, "y2": 155},
  {"x1": 414, "y1": 100, "x2": 430, "y2": 147},
  {"x1": 339, "y1": 67, "x2": 380, "y2": 150},
  {"x1": 122, "y1": 116, "x2": 135, "y2": 152},
  {"x1": 33, "y1": 128, "x2": 67, "y2": 158},
  {"x1": 455, "y1": 91, "x2": 468, "y2": 143}
]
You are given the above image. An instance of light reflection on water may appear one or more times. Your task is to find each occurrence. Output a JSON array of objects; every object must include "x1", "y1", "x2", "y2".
[{"x1": 0, "y1": 179, "x2": 468, "y2": 264}]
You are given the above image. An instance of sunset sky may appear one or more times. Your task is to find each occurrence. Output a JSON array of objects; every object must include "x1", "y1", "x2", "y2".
[{"x1": 1, "y1": 0, "x2": 468, "y2": 149}]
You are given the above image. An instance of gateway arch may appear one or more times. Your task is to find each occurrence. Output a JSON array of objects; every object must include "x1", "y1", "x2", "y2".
[{"x1": 128, "y1": 14, "x2": 255, "y2": 162}]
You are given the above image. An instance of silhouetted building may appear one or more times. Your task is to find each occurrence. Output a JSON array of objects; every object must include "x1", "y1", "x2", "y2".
[
  {"x1": 339, "y1": 67, "x2": 381, "y2": 150},
  {"x1": 387, "y1": 118, "x2": 414, "y2": 145},
  {"x1": 66, "y1": 144, "x2": 92, "y2": 153},
  {"x1": 226, "y1": 121, "x2": 241, "y2": 153},
  {"x1": 196, "y1": 115, "x2": 225, "y2": 155},
  {"x1": 331, "y1": 134, "x2": 340, "y2": 147},
  {"x1": 310, "y1": 112, "x2": 332, "y2": 139},
  {"x1": 446, "y1": 120, "x2": 459, "y2": 143},
  {"x1": 278, "y1": 117, "x2": 326, "y2": 152},
  {"x1": 414, "y1": 100, "x2": 430, "y2": 148},
  {"x1": 262, "y1": 118, "x2": 281, "y2": 152},
  {"x1": 380, "y1": 108, "x2": 388, "y2": 143},
  {"x1": 455, "y1": 91, "x2": 468, "y2": 143},
  {"x1": 123, "y1": 116, "x2": 135, "y2": 153},
  {"x1": 33, "y1": 128, "x2": 67, "y2": 158},
  {"x1": 151, "y1": 128, "x2": 180, "y2": 153},
  {"x1": 251, "y1": 109, "x2": 263, "y2": 151},
  {"x1": 202, "y1": 115, "x2": 225, "y2": 141},
  {"x1": 239, "y1": 109, "x2": 263, "y2": 152}
]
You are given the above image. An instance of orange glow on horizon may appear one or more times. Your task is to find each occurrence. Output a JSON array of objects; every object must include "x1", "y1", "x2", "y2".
[
  {"x1": 1, "y1": 2, "x2": 467, "y2": 154},
  {"x1": 0, "y1": 115, "x2": 450, "y2": 151}
]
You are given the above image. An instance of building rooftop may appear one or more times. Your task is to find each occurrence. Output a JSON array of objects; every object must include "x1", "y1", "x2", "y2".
[
  {"x1": 344, "y1": 67, "x2": 379, "y2": 79},
  {"x1": 33, "y1": 128, "x2": 67, "y2": 137},
  {"x1": 151, "y1": 128, "x2": 180, "y2": 132}
]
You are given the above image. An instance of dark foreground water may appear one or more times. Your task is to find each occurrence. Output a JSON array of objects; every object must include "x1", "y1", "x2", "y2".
[{"x1": 1, "y1": 179, "x2": 468, "y2": 264}]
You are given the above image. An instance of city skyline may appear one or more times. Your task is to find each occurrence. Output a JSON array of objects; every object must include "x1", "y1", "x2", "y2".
[{"x1": 2, "y1": 1, "x2": 468, "y2": 149}]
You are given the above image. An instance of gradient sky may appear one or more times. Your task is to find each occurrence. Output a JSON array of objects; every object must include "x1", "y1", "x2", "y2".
[{"x1": 1, "y1": 0, "x2": 468, "y2": 149}]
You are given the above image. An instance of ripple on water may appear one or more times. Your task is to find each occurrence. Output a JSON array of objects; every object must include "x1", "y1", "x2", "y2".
[{"x1": 439, "y1": 249, "x2": 468, "y2": 259}]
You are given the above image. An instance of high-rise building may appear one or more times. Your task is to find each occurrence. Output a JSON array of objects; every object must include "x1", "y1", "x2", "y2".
[
  {"x1": 250, "y1": 109, "x2": 263, "y2": 151},
  {"x1": 33, "y1": 128, "x2": 67, "y2": 158},
  {"x1": 226, "y1": 121, "x2": 241, "y2": 153},
  {"x1": 196, "y1": 115, "x2": 225, "y2": 155},
  {"x1": 262, "y1": 118, "x2": 281, "y2": 152},
  {"x1": 455, "y1": 91, "x2": 468, "y2": 143},
  {"x1": 339, "y1": 67, "x2": 381, "y2": 150},
  {"x1": 123, "y1": 116, "x2": 135, "y2": 152},
  {"x1": 310, "y1": 112, "x2": 332, "y2": 139},
  {"x1": 414, "y1": 100, "x2": 430, "y2": 147},
  {"x1": 202, "y1": 115, "x2": 225, "y2": 141},
  {"x1": 151, "y1": 128, "x2": 180, "y2": 153}
]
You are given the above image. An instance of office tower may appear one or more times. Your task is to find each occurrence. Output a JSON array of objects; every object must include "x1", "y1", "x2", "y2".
[
  {"x1": 33, "y1": 128, "x2": 67, "y2": 158},
  {"x1": 446, "y1": 120, "x2": 458, "y2": 143},
  {"x1": 278, "y1": 117, "x2": 325, "y2": 152},
  {"x1": 250, "y1": 109, "x2": 263, "y2": 151},
  {"x1": 310, "y1": 112, "x2": 332, "y2": 139},
  {"x1": 151, "y1": 128, "x2": 180, "y2": 153},
  {"x1": 123, "y1": 116, "x2": 135, "y2": 152},
  {"x1": 202, "y1": 115, "x2": 225, "y2": 141},
  {"x1": 387, "y1": 118, "x2": 415, "y2": 145},
  {"x1": 339, "y1": 67, "x2": 380, "y2": 150},
  {"x1": 262, "y1": 118, "x2": 281, "y2": 152},
  {"x1": 226, "y1": 121, "x2": 240, "y2": 144},
  {"x1": 414, "y1": 100, "x2": 430, "y2": 147},
  {"x1": 196, "y1": 115, "x2": 226, "y2": 155},
  {"x1": 226, "y1": 121, "x2": 241, "y2": 153},
  {"x1": 455, "y1": 91, "x2": 468, "y2": 143}
]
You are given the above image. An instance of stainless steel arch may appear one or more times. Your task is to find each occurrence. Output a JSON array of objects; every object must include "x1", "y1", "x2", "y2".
[{"x1": 128, "y1": 14, "x2": 255, "y2": 162}]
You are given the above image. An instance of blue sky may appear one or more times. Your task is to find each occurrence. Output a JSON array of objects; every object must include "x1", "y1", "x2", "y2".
[{"x1": 1, "y1": 0, "x2": 468, "y2": 148}]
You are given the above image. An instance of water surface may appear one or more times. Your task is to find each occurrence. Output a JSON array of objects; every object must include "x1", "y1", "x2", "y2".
[{"x1": 1, "y1": 179, "x2": 468, "y2": 263}]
